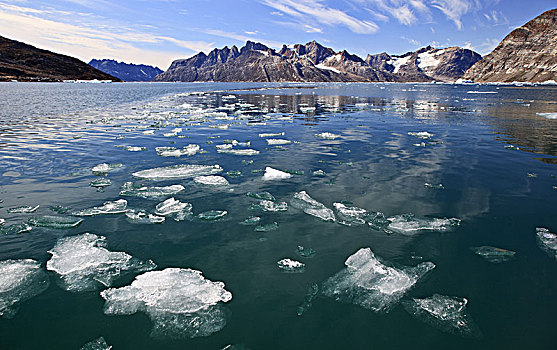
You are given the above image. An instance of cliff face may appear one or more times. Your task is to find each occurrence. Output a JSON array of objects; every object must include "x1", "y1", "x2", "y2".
[
  {"x1": 0, "y1": 36, "x2": 120, "y2": 82},
  {"x1": 88, "y1": 59, "x2": 163, "y2": 82},
  {"x1": 463, "y1": 8, "x2": 557, "y2": 83},
  {"x1": 154, "y1": 41, "x2": 481, "y2": 83}
]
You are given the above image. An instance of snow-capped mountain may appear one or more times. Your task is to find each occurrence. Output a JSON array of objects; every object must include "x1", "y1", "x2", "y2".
[{"x1": 88, "y1": 59, "x2": 163, "y2": 82}]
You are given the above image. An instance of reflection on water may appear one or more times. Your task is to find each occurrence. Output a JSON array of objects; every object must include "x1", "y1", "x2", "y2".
[{"x1": 0, "y1": 82, "x2": 556, "y2": 350}]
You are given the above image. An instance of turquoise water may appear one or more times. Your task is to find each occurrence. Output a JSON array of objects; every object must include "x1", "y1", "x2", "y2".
[{"x1": 0, "y1": 82, "x2": 556, "y2": 349}]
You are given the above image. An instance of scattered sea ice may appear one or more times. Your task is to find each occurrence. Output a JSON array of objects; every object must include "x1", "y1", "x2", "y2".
[
  {"x1": 46, "y1": 233, "x2": 156, "y2": 292},
  {"x1": 408, "y1": 132, "x2": 434, "y2": 139},
  {"x1": 133, "y1": 164, "x2": 223, "y2": 180},
  {"x1": 246, "y1": 191, "x2": 275, "y2": 201},
  {"x1": 28, "y1": 215, "x2": 83, "y2": 229},
  {"x1": 239, "y1": 216, "x2": 261, "y2": 225},
  {"x1": 156, "y1": 145, "x2": 199, "y2": 157},
  {"x1": 217, "y1": 148, "x2": 260, "y2": 156},
  {"x1": 536, "y1": 227, "x2": 557, "y2": 259},
  {"x1": 315, "y1": 132, "x2": 340, "y2": 140},
  {"x1": 120, "y1": 182, "x2": 185, "y2": 199},
  {"x1": 92, "y1": 163, "x2": 122, "y2": 174},
  {"x1": 89, "y1": 178, "x2": 112, "y2": 191},
  {"x1": 536, "y1": 112, "x2": 557, "y2": 120},
  {"x1": 386, "y1": 214, "x2": 461, "y2": 235},
  {"x1": 0, "y1": 223, "x2": 32, "y2": 235},
  {"x1": 155, "y1": 198, "x2": 192, "y2": 221},
  {"x1": 313, "y1": 169, "x2": 326, "y2": 176},
  {"x1": 194, "y1": 175, "x2": 229, "y2": 186},
  {"x1": 296, "y1": 245, "x2": 316, "y2": 258},
  {"x1": 277, "y1": 259, "x2": 305, "y2": 273},
  {"x1": 123, "y1": 146, "x2": 147, "y2": 152},
  {"x1": 259, "y1": 132, "x2": 284, "y2": 138},
  {"x1": 322, "y1": 248, "x2": 435, "y2": 312},
  {"x1": 126, "y1": 210, "x2": 165, "y2": 224},
  {"x1": 249, "y1": 200, "x2": 288, "y2": 212},
  {"x1": 0, "y1": 259, "x2": 49, "y2": 318},
  {"x1": 80, "y1": 337, "x2": 112, "y2": 350},
  {"x1": 100, "y1": 268, "x2": 232, "y2": 338},
  {"x1": 333, "y1": 202, "x2": 368, "y2": 226},
  {"x1": 72, "y1": 199, "x2": 128, "y2": 216},
  {"x1": 291, "y1": 191, "x2": 335, "y2": 222},
  {"x1": 424, "y1": 183, "x2": 445, "y2": 189},
  {"x1": 266, "y1": 139, "x2": 291, "y2": 145},
  {"x1": 7, "y1": 205, "x2": 39, "y2": 214},
  {"x1": 198, "y1": 210, "x2": 227, "y2": 221},
  {"x1": 262, "y1": 167, "x2": 292, "y2": 181},
  {"x1": 402, "y1": 294, "x2": 481, "y2": 338},
  {"x1": 471, "y1": 246, "x2": 515, "y2": 263}
]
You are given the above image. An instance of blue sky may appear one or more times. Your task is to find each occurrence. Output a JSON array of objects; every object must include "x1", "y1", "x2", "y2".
[{"x1": 0, "y1": 0, "x2": 554, "y2": 69}]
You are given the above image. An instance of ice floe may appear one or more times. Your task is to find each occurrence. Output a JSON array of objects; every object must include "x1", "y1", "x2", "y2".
[
  {"x1": 100, "y1": 268, "x2": 232, "y2": 338},
  {"x1": 239, "y1": 216, "x2": 261, "y2": 225},
  {"x1": 536, "y1": 112, "x2": 557, "y2": 120},
  {"x1": 92, "y1": 163, "x2": 122, "y2": 174},
  {"x1": 408, "y1": 132, "x2": 434, "y2": 139},
  {"x1": 402, "y1": 294, "x2": 481, "y2": 338},
  {"x1": 120, "y1": 182, "x2": 184, "y2": 199},
  {"x1": 262, "y1": 167, "x2": 292, "y2": 181},
  {"x1": 72, "y1": 199, "x2": 128, "y2": 216},
  {"x1": 277, "y1": 259, "x2": 305, "y2": 273},
  {"x1": 89, "y1": 178, "x2": 112, "y2": 191},
  {"x1": 155, "y1": 198, "x2": 192, "y2": 221},
  {"x1": 424, "y1": 183, "x2": 445, "y2": 189},
  {"x1": 536, "y1": 227, "x2": 557, "y2": 259},
  {"x1": 315, "y1": 132, "x2": 340, "y2": 140},
  {"x1": 198, "y1": 210, "x2": 227, "y2": 221},
  {"x1": 7, "y1": 205, "x2": 39, "y2": 213},
  {"x1": 249, "y1": 200, "x2": 288, "y2": 212},
  {"x1": 259, "y1": 132, "x2": 284, "y2": 138},
  {"x1": 0, "y1": 223, "x2": 32, "y2": 235},
  {"x1": 46, "y1": 233, "x2": 156, "y2": 292},
  {"x1": 322, "y1": 248, "x2": 435, "y2": 312},
  {"x1": 133, "y1": 164, "x2": 223, "y2": 180},
  {"x1": 471, "y1": 246, "x2": 515, "y2": 263},
  {"x1": 217, "y1": 148, "x2": 260, "y2": 156},
  {"x1": 291, "y1": 191, "x2": 335, "y2": 222},
  {"x1": 266, "y1": 139, "x2": 291, "y2": 145},
  {"x1": 386, "y1": 214, "x2": 460, "y2": 235},
  {"x1": 333, "y1": 202, "x2": 369, "y2": 226},
  {"x1": 156, "y1": 145, "x2": 200, "y2": 157},
  {"x1": 0, "y1": 259, "x2": 49, "y2": 318},
  {"x1": 28, "y1": 215, "x2": 83, "y2": 229},
  {"x1": 126, "y1": 210, "x2": 165, "y2": 224},
  {"x1": 194, "y1": 175, "x2": 229, "y2": 186}
]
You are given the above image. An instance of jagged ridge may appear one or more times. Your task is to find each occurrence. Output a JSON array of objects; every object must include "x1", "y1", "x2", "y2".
[{"x1": 88, "y1": 59, "x2": 163, "y2": 82}]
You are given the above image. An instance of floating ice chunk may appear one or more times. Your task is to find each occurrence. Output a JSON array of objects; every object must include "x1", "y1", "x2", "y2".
[
  {"x1": 217, "y1": 148, "x2": 260, "y2": 156},
  {"x1": 259, "y1": 132, "x2": 284, "y2": 138},
  {"x1": 408, "y1": 132, "x2": 434, "y2": 139},
  {"x1": 246, "y1": 191, "x2": 275, "y2": 201},
  {"x1": 226, "y1": 170, "x2": 242, "y2": 177},
  {"x1": 333, "y1": 202, "x2": 368, "y2": 226},
  {"x1": 424, "y1": 183, "x2": 445, "y2": 189},
  {"x1": 471, "y1": 246, "x2": 515, "y2": 263},
  {"x1": 536, "y1": 112, "x2": 557, "y2": 120},
  {"x1": 413, "y1": 142, "x2": 426, "y2": 147},
  {"x1": 315, "y1": 132, "x2": 340, "y2": 140},
  {"x1": 297, "y1": 283, "x2": 318, "y2": 316},
  {"x1": 89, "y1": 178, "x2": 112, "y2": 191},
  {"x1": 249, "y1": 200, "x2": 288, "y2": 212},
  {"x1": 239, "y1": 216, "x2": 261, "y2": 225},
  {"x1": 504, "y1": 144, "x2": 520, "y2": 150},
  {"x1": 296, "y1": 245, "x2": 316, "y2": 258},
  {"x1": 7, "y1": 205, "x2": 39, "y2": 213},
  {"x1": 0, "y1": 223, "x2": 32, "y2": 235},
  {"x1": 80, "y1": 337, "x2": 112, "y2": 350},
  {"x1": 536, "y1": 227, "x2": 557, "y2": 259},
  {"x1": 133, "y1": 164, "x2": 223, "y2": 180},
  {"x1": 386, "y1": 214, "x2": 461, "y2": 235},
  {"x1": 46, "y1": 233, "x2": 156, "y2": 292},
  {"x1": 291, "y1": 191, "x2": 335, "y2": 222},
  {"x1": 194, "y1": 175, "x2": 229, "y2": 186},
  {"x1": 198, "y1": 210, "x2": 227, "y2": 221},
  {"x1": 143, "y1": 130, "x2": 155, "y2": 135},
  {"x1": 402, "y1": 294, "x2": 481, "y2": 338},
  {"x1": 313, "y1": 169, "x2": 326, "y2": 176},
  {"x1": 262, "y1": 167, "x2": 291, "y2": 181},
  {"x1": 323, "y1": 248, "x2": 435, "y2": 312},
  {"x1": 0, "y1": 218, "x2": 3, "y2": 226},
  {"x1": 216, "y1": 144, "x2": 233, "y2": 150},
  {"x1": 277, "y1": 259, "x2": 305, "y2": 273},
  {"x1": 28, "y1": 215, "x2": 83, "y2": 229},
  {"x1": 72, "y1": 199, "x2": 128, "y2": 216},
  {"x1": 124, "y1": 146, "x2": 146, "y2": 152},
  {"x1": 100, "y1": 268, "x2": 232, "y2": 338},
  {"x1": 156, "y1": 145, "x2": 199, "y2": 157},
  {"x1": 266, "y1": 139, "x2": 291, "y2": 145},
  {"x1": 155, "y1": 198, "x2": 192, "y2": 221},
  {"x1": 0, "y1": 259, "x2": 49, "y2": 318},
  {"x1": 92, "y1": 163, "x2": 122, "y2": 174},
  {"x1": 126, "y1": 210, "x2": 165, "y2": 224},
  {"x1": 120, "y1": 182, "x2": 185, "y2": 199},
  {"x1": 254, "y1": 222, "x2": 278, "y2": 232}
]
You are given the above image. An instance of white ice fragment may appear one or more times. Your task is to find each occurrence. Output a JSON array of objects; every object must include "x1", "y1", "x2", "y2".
[
  {"x1": 315, "y1": 132, "x2": 340, "y2": 140},
  {"x1": 386, "y1": 214, "x2": 461, "y2": 235},
  {"x1": 194, "y1": 175, "x2": 229, "y2": 186},
  {"x1": 155, "y1": 198, "x2": 192, "y2": 221},
  {"x1": 7, "y1": 205, "x2": 39, "y2": 213},
  {"x1": 0, "y1": 259, "x2": 49, "y2": 318},
  {"x1": 126, "y1": 210, "x2": 165, "y2": 224},
  {"x1": 133, "y1": 164, "x2": 223, "y2": 180},
  {"x1": 408, "y1": 131, "x2": 434, "y2": 139},
  {"x1": 291, "y1": 191, "x2": 335, "y2": 222},
  {"x1": 323, "y1": 248, "x2": 435, "y2": 312},
  {"x1": 266, "y1": 139, "x2": 291, "y2": 145},
  {"x1": 536, "y1": 112, "x2": 557, "y2": 120},
  {"x1": 536, "y1": 227, "x2": 557, "y2": 259},
  {"x1": 277, "y1": 259, "x2": 305, "y2": 273},
  {"x1": 218, "y1": 148, "x2": 260, "y2": 156},
  {"x1": 100, "y1": 268, "x2": 232, "y2": 338},
  {"x1": 72, "y1": 199, "x2": 128, "y2": 216},
  {"x1": 92, "y1": 163, "x2": 122, "y2": 174},
  {"x1": 119, "y1": 182, "x2": 185, "y2": 199},
  {"x1": 156, "y1": 144, "x2": 200, "y2": 157},
  {"x1": 262, "y1": 167, "x2": 291, "y2": 181},
  {"x1": 259, "y1": 132, "x2": 284, "y2": 138}
]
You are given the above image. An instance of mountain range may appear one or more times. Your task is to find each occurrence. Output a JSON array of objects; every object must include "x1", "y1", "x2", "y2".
[
  {"x1": 0, "y1": 36, "x2": 119, "y2": 82},
  {"x1": 88, "y1": 59, "x2": 163, "y2": 82},
  {"x1": 153, "y1": 41, "x2": 481, "y2": 83}
]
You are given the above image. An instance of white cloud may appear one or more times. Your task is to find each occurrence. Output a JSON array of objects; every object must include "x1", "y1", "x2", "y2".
[
  {"x1": 261, "y1": 0, "x2": 379, "y2": 34},
  {"x1": 430, "y1": 0, "x2": 473, "y2": 29}
]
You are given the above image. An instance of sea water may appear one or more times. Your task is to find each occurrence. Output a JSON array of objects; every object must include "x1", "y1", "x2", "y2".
[{"x1": 0, "y1": 82, "x2": 556, "y2": 349}]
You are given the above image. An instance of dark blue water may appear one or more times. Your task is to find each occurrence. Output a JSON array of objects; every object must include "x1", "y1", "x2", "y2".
[{"x1": 0, "y1": 82, "x2": 556, "y2": 349}]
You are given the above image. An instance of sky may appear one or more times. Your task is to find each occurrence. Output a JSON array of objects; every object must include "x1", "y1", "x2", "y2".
[{"x1": 0, "y1": 0, "x2": 554, "y2": 69}]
